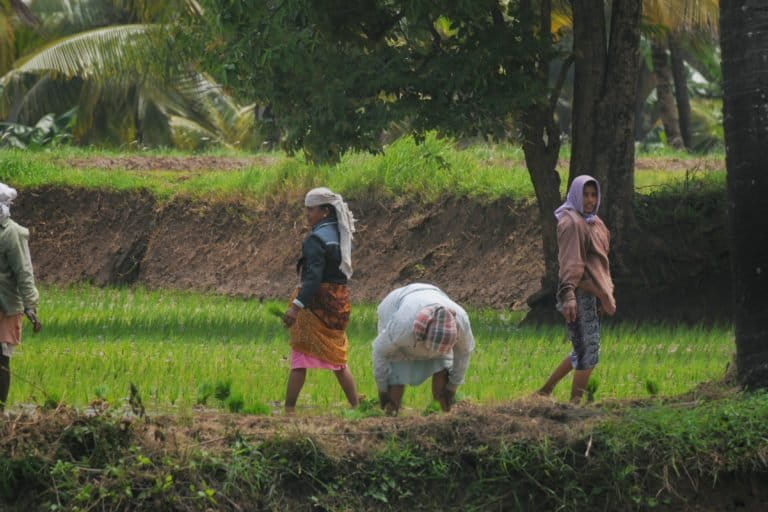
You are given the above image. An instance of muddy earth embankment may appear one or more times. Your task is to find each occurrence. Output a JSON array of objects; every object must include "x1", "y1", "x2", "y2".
[{"x1": 15, "y1": 185, "x2": 729, "y2": 323}]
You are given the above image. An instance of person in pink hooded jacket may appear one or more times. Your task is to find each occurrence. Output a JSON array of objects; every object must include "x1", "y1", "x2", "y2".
[{"x1": 537, "y1": 175, "x2": 616, "y2": 404}]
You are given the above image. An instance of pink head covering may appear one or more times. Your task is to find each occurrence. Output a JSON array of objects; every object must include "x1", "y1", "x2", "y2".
[
  {"x1": 413, "y1": 305, "x2": 458, "y2": 355},
  {"x1": 554, "y1": 175, "x2": 601, "y2": 224}
]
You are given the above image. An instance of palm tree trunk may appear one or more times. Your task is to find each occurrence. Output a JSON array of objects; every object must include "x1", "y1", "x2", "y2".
[
  {"x1": 597, "y1": 0, "x2": 642, "y2": 257},
  {"x1": 652, "y1": 40, "x2": 683, "y2": 149},
  {"x1": 669, "y1": 33, "x2": 692, "y2": 150},
  {"x1": 634, "y1": 58, "x2": 657, "y2": 140},
  {"x1": 569, "y1": 0, "x2": 607, "y2": 185},
  {"x1": 720, "y1": 0, "x2": 768, "y2": 389},
  {"x1": 570, "y1": 0, "x2": 642, "y2": 258}
]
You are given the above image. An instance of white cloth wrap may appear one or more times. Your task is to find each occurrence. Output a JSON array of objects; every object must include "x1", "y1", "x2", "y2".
[
  {"x1": 0, "y1": 183, "x2": 17, "y2": 222},
  {"x1": 304, "y1": 187, "x2": 355, "y2": 279}
]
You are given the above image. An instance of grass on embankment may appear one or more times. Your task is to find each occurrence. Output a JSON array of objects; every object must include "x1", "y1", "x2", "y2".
[
  {"x1": 0, "y1": 135, "x2": 725, "y2": 205},
  {"x1": 1, "y1": 390, "x2": 766, "y2": 510},
  {"x1": 10, "y1": 285, "x2": 732, "y2": 414}
]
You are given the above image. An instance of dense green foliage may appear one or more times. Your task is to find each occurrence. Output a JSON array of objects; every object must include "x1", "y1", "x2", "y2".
[
  {"x1": 1, "y1": 390, "x2": 766, "y2": 510},
  {"x1": 179, "y1": 1, "x2": 552, "y2": 162},
  {"x1": 0, "y1": 108, "x2": 75, "y2": 148}
]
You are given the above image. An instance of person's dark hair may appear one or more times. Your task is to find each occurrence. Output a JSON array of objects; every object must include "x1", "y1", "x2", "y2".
[{"x1": 320, "y1": 204, "x2": 337, "y2": 218}]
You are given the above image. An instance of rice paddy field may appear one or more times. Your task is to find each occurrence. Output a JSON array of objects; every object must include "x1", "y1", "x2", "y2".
[{"x1": 8, "y1": 285, "x2": 733, "y2": 415}]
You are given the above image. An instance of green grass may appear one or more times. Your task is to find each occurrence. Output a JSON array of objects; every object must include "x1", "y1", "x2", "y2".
[
  {"x1": 0, "y1": 135, "x2": 726, "y2": 205},
  {"x1": 8, "y1": 285, "x2": 733, "y2": 414}
]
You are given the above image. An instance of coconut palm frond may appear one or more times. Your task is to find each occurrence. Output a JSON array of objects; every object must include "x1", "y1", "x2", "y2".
[
  {"x1": 4, "y1": 24, "x2": 157, "y2": 83},
  {"x1": 141, "y1": 73, "x2": 226, "y2": 138},
  {"x1": 163, "y1": 72, "x2": 248, "y2": 138},
  {"x1": 551, "y1": 0, "x2": 572, "y2": 34},
  {"x1": 168, "y1": 115, "x2": 223, "y2": 150},
  {"x1": 5, "y1": 74, "x2": 82, "y2": 123},
  {"x1": 1, "y1": 6, "x2": 255, "y2": 150},
  {"x1": 30, "y1": 0, "x2": 123, "y2": 37},
  {"x1": 151, "y1": 73, "x2": 260, "y2": 149},
  {"x1": 185, "y1": 0, "x2": 203, "y2": 17},
  {"x1": 7, "y1": 0, "x2": 40, "y2": 26},
  {"x1": 551, "y1": 12, "x2": 572, "y2": 35},
  {"x1": 232, "y1": 104, "x2": 262, "y2": 150},
  {"x1": 0, "y1": 14, "x2": 15, "y2": 75},
  {"x1": 645, "y1": 0, "x2": 719, "y2": 34}
]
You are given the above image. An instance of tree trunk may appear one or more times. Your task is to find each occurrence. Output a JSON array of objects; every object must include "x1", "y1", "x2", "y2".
[
  {"x1": 720, "y1": 0, "x2": 768, "y2": 389},
  {"x1": 570, "y1": 0, "x2": 641, "y2": 258},
  {"x1": 634, "y1": 58, "x2": 657, "y2": 140},
  {"x1": 519, "y1": 0, "x2": 566, "y2": 323},
  {"x1": 597, "y1": 0, "x2": 641, "y2": 252},
  {"x1": 669, "y1": 33, "x2": 692, "y2": 150},
  {"x1": 521, "y1": 106, "x2": 562, "y2": 321},
  {"x1": 652, "y1": 40, "x2": 683, "y2": 149},
  {"x1": 569, "y1": 0, "x2": 607, "y2": 185}
]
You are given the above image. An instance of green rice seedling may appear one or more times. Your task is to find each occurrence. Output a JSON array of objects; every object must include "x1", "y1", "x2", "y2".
[
  {"x1": 196, "y1": 382, "x2": 214, "y2": 405},
  {"x1": 227, "y1": 393, "x2": 245, "y2": 413},
  {"x1": 214, "y1": 380, "x2": 232, "y2": 402},
  {"x1": 422, "y1": 401, "x2": 442, "y2": 416},
  {"x1": 243, "y1": 402, "x2": 271, "y2": 415},
  {"x1": 645, "y1": 379, "x2": 660, "y2": 397},
  {"x1": 43, "y1": 392, "x2": 61, "y2": 410},
  {"x1": 94, "y1": 385, "x2": 109, "y2": 401},
  {"x1": 586, "y1": 378, "x2": 599, "y2": 403},
  {"x1": 340, "y1": 397, "x2": 384, "y2": 420}
]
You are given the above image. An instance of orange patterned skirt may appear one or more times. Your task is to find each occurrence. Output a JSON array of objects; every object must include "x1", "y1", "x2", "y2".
[
  {"x1": 0, "y1": 311, "x2": 22, "y2": 345},
  {"x1": 289, "y1": 283, "x2": 350, "y2": 366}
]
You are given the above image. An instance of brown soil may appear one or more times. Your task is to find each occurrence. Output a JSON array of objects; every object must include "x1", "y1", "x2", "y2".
[
  {"x1": 17, "y1": 186, "x2": 156, "y2": 286},
  {"x1": 14, "y1": 183, "x2": 728, "y2": 322},
  {"x1": 130, "y1": 398, "x2": 600, "y2": 458},
  {"x1": 16, "y1": 189, "x2": 544, "y2": 310},
  {"x1": 63, "y1": 155, "x2": 280, "y2": 171}
]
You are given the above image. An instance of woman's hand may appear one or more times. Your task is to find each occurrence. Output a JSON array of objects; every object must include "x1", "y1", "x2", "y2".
[
  {"x1": 561, "y1": 299, "x2": 577, "y2": 323},
  {"x1": 24, "y1": 308, "x2": 42, "y2": 333},
  {"x1": 600, "y1": 295, "x2": 617, "y2": 316},
  {"x1": 283, "y1": 305, "x2": 300, "y2": 328},
  {"x1": 439, "y1": 388, "x2": 456, "y2": 412}
]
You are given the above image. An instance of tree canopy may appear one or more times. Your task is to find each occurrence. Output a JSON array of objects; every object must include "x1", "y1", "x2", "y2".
[{"x1": 182, "y1": 0, "x2": 554, "y2": 162}]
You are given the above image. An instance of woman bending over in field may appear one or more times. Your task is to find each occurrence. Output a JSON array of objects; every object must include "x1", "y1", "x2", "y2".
[
  {"x1": 281, "y1": 187, "x2": 359, "y2": 413},
  {"x1": 372, "y1": 283, "x2": 475, "y2": 415},
  {"x1": 537, "y1": 175, "x2": 616, "y2": 404}
]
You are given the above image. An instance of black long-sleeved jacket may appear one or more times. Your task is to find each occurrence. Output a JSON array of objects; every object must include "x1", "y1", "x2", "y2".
[{"x1": 295, "y1": 218, "x2": 347, "y2": 306}]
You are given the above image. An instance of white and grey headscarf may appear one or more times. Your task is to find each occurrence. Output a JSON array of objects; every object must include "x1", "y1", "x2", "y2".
[
  {"x1": 304, "y1": 187, "x2": 355, "y2": 279},
  {"x1": 0, "y1": 182, "x2": 17, "y2": 222}
]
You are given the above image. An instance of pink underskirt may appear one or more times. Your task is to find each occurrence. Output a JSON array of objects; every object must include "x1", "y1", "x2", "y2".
[{"x1": 290, "y1": 349, "x2": 346, "y2": 371}]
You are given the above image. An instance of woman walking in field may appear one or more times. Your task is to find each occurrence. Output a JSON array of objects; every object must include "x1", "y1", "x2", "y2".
[
  {"x1": 0, "y1": 182, "x2": 41, "y2": 412},
  {"x1": 537, "y1": 175, "x2": 616, "y2": 404},
  {"x1": 281, "y1": 187, "x2": 359, "y2": 413}
]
